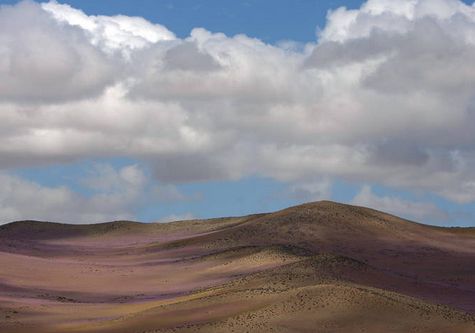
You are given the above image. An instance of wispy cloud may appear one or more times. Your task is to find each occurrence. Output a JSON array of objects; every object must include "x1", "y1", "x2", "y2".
[{"x1": 351, "y1": 185, "x2": 449, "y2": 224}]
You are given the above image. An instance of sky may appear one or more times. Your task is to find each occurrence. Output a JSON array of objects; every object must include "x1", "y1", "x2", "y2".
[{"x1": 0, "y1": 0, "x2": 475, "y2": 226}]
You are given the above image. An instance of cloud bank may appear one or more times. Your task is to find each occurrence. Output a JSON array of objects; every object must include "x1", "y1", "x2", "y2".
[
  {"x1": 1, "y1": 0, "x2": 475, "y2": 222},
  {"x1": 0, "y1": 164, "x2": 194, "y2": 224},
  {"x1": 0, "y1": 164, "x2": 146, "y2": 223}
]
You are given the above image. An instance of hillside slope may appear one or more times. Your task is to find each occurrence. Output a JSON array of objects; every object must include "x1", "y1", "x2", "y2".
[{"x1": 0, "y1": 201, "x2": 474, "y2": 332}]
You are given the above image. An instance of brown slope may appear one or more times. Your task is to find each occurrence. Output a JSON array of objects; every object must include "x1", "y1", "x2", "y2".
[
  {"x1": 49, "y1": 254, "x2": 475, "y2": 333},
  {"x1": 151, "y1": 201, "x2": 475, "y2": 313},
  {"x1": 0, "y1": 215, "x2": 255, "y2": 241},
  {"x1": 0, "y1": 215, "x2": 255, "y2": 257},
  {"x1": 0, "y1": 200, "x2": 474, "y2": 333}
]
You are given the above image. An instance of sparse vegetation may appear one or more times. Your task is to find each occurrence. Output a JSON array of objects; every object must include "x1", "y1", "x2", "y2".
[{"x1": 0, "y1": 201, "x2": 474, "y2": 332}]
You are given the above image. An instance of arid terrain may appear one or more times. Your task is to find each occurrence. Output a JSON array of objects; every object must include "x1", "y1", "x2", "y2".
[{"x1": 0, "y1": 201, "x2": 474, "y2": 333}]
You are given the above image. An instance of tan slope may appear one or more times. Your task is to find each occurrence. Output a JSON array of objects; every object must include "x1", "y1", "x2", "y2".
[
  {"x1": 42, "y1": 254, "x2": 474, "y2": 333},
  {"x1": 1, "y1": 200, "x2": 474, "y2": 333},
  {"x1": 148, "y1": 201, "x2": 475, "y2": 313}
]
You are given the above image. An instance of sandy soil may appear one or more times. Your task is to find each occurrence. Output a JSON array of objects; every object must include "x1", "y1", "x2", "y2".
[{"x1": 0, "y1": 201, "x2": 474, "y2": 332}]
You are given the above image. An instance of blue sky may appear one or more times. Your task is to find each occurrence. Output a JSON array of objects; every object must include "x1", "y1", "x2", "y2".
[
  {"x1": 1, "y1": 0, "x2": 365, "y2": 43},
  {"x1": 1, "y1": 0, "x2": 475, "y2": 226}
]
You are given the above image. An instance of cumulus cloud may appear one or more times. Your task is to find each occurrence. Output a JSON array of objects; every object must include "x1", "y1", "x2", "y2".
[
  {"x1": 289, "y1": 179, "x2": 332, "y2": 202},
  {"x1": 0, "y1": 164, "x2": 190, "y2": 224},
  {"x1": 1, "y1": 0, "x2": 475, "y2": 209},
  {"x1": 42, "y1": 0, "x2": 175, "y2": 55},
  {"x1": 0, "y1": 1, "x2": 116, "y2": 103},
  {"x1": 351, "y1": 185, "x2": 449, "y2": 223},
  {"x1": 0, "y1": 165, "x2": 138, "y2": 224}
]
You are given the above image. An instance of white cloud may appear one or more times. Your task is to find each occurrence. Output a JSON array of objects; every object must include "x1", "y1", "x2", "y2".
[
  {"x1": 82, "y1": 164, "x2": 146, "y2": 194},
  {"x1": 42, "y1": 0, "x2": 175, "y2": 56},
  {"x1": 289, "y1": 179, "x2": 332, "y2": 202},
  {"x1": 0, "y1": 1, "x2": 116, "y2": 103},
  {"x1": 0, "y1": 171, "x2": 130, "y2": 224},
  {"x1": 351, "y1": 185, "x2": 449, "y2": 223},
  {"x1": 1, "y1": 0, "x2": 475, "y2": 207},
  {"x1": 0, "y1": 164, "x2": 190, "y2": 224}
]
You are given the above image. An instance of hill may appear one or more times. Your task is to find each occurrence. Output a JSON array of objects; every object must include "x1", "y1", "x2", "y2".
[{"x1": 0, "y1": 201, "x2": 474, "y2": 332}]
